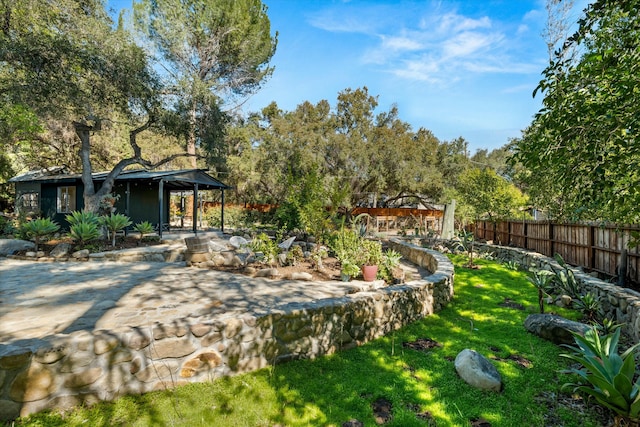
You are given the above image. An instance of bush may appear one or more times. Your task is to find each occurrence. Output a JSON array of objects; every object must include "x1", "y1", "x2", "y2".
[
  {"x1": 562, "y1": 326, "x2": 640, "y2": 425},
  {"x1": 204, "y1": 205, "x2": 249, "y2": 229},
  {"x1": 133, "y1": 221, "x2": 155, "y2": 240},
  {"x1": 21, "y1": 218, "x2": 60, "y2": 251},
  {"x1": 100, "y1": 213, "x2": 132, "y2": 247},
  {"x1": 66, "y1": 211, "x2": 100, "y2": 227},
  {"x1": 248, "y1": 233, "x2": 280, "y2": 265},
  {"x1": 68, "y1": 222, "x2": 101, "y2": 247}
]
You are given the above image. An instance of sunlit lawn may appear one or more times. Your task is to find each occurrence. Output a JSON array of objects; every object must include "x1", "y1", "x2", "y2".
[{"x1": 14, "y1": 255, "x2": 606, "y2": 427}]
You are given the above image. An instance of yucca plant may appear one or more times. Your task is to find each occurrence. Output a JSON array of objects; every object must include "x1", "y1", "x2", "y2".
[
  {"x1": 21, "y1": 218, "x2": 60, "y2": 251},
  {"x1": 100, "y1": 213, "x2": 132, "y2": 247},
  {"x1": 133, "y1": 221, "x2": 155, "y2": 241},
  {"x1": 527, "y1": 268, "x2": 555, "y2": 313},
  {"x1": 552, "y1": 253, "x2": 582, "y2": 298},
  {"x1": 562, "y1": 327, "x2": 640, "y2": 426},
  {"x1": 68, "y1": 221, "x2": 101, "y2": 247}
]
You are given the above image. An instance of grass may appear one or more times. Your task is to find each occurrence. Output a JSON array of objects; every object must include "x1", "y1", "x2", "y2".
[{"x1": 13, "y1": 255, "x2": 608, "y2": 427}]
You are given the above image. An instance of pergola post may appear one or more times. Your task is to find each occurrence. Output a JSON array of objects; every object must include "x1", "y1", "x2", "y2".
[
  {"x1": 193, "y1": 183, "x2": 199, "y2": 235},
  {"x1": 158, "y1": 179, "x2": 164, "y2": 239},
  {"x1": 221, "y1": 189, "x2": 225, "y2": 233}
]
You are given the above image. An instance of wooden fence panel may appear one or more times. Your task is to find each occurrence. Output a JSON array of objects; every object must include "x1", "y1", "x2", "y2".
[{"x1": 472, "y1": 220, "x2": 640, "y2": 285}]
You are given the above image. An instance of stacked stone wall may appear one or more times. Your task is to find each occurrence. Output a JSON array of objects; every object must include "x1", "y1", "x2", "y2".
[
  {"x1": 471, "y1": 242, "x2": 640, "y2": 343},
  {"x1": 0, "y1": 240, "x2": 454, "y2": 421}
]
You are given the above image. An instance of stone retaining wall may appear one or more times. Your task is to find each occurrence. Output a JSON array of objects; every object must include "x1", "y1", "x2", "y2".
[
  {"x1": 0, "y1": 240, "x2": 454, "y2": 421},
  {"x1": 471, "y1": 242, "x2": 640, "y2": 343}
]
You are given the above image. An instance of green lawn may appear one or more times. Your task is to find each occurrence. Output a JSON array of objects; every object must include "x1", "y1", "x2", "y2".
[{"x1": 14, "y1": 255, "x2": 607, "y2": 427}]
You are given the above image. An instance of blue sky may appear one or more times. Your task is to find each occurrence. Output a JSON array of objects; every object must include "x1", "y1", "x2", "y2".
[{"x1": 109, "y1": 0, "x2": 589, "y2": 153}]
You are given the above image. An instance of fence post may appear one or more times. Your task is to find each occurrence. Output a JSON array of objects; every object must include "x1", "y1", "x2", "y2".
[
  {"x1": 524, "y1": 221, "x2": 528, "y2": 250},
  {"x1": 549, "y1": 222, "x2": 555, "y2": 257},
  {"x1": 588, "y1": 224, "x2": 595, "y2": 271}
]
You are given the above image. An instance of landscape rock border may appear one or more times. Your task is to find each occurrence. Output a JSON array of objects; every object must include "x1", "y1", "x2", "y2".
[{"x1": 0, "y1": 239, "x2": 454, "y2": 421}]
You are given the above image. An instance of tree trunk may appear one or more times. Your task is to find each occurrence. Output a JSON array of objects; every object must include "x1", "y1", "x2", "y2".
[
  {"x1": 187, "y1": 101, "x2": 197, "y2": 168},
  {"x1": 74, "y1": 121, "x2": 100, "y2": 213}
]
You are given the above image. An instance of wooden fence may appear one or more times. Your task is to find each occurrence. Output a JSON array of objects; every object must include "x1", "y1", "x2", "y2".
[{"x1": 473, "y1": 220, "x2": 640, "y2": 285}]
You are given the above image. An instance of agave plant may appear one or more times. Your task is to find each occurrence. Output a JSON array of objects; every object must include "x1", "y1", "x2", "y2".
[
  {"x1": 561, "y1": 327, "x2": 640, "y2": 425},
  {"x1": 65, "y1": 211, "x2": 100, "y2": 227},
  {"x1": 68, "y1": 221, "x2": 101, "y2": 247},
  {"x1": 21, "y1": 218, "x2": 60, "y2": 251},
  {"x1": 133, "y1": 221, "x2": 155, "y2": 241},
  {"x1": 527, "y1": 268, "x2": 555, "y2": 313},
  {"x1": 100, "y1": 213, "x2": 132, "y2": 247}
]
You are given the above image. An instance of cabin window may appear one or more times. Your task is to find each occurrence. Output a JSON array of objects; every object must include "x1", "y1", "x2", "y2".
[
  {"x1": 19, "y1": 192, "x2": 39, "y2": 213},
  {"x1": 57, "y1": 186, "x2": 76, "y2": 213}
]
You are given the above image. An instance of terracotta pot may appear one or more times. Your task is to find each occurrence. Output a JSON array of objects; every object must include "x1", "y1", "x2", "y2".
[{"x1": 361, "y1": 264, "x2": 378, "y2": 282}]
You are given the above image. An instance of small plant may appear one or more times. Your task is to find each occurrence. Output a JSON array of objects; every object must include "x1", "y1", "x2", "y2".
[
  {"x1": 561, "y1": 326, "x2": 640, "y2": 426},
  {"x1": 100, "y1": 213, "x2": 132, "y2": 247},
  {"x1": 527, "y1": 268, "x2": 555, "y2": 313},
  {"x1": 249, "y1": 233, "x2": 280, "y2": 265},
  {"x1": 68, "y1": 222, "x2": 101, "y2": 247},
  {"x1": 133, "y1": 221, "x2": 155, "y2": 240},
  {"x1": 598, "y1": 317, "x2": 624, "y2": 336},
  {"x1": 309, "y1": 245, "x2": 328, "y2": 271},
  {"x1": 340, "y1": 259, "x2": 361, "y2": 279},
  {"x1": 503, "y1": 260, "x2": 519, "y2": 271},
  {"x1": 357, "y1": 239, "x2": 384, "y2": 266},
  {"x1": 66, "y1": 210, "x2": 100, "y2": 227},
  {"x1": 552, "y1": 253, "x2": 581, "y2": 298},
  {"x1": 379, "y1": 248, "x2": 403, "y2": 283},
  {"x1": 21, "y1": 218, "x2": 60, "y2": 251},
  {"x1": 574, "y1": 292, "x2": 602, "y2": 322},
  {"x1": 285, "y1": 245, "x2": 305, "y2": 266}
]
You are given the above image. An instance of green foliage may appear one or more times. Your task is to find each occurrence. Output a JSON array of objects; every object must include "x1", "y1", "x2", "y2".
[
  {"x1": 328, "y1": 228, "x2": 361, "y2": 263},
  {"x1": 378, "y1": 248, "x2": 403, "y2": 283},
  {"x1": 284, "y1": 245, "x2": 304, "y2": 266},
  {"x1": 503, "y1": 260, "x2": 520, "y2": 271},
  {"x1": 561, "y1": 327, "x2": 640, "y2": 424},
  {"x1": 574, "y1": 292, "x2": 602, "y2": 322},
  {"x1": 0, "y1": 215, "x2": 17, "y2": 237},
  {"x1": 20, "y1": 218, "x2": 60, "y2": 251},
  {"x1": 248, "y1": 233, "x2": 279, "y2": 265},
  {"x1": 527, "y1": 268, "x2": 555, "y2": 313},
  {"x1": 100, "y1": 213, "x2": 132, "y2": 247},
  {"x1": 551, "y1": 254, "x2": 581, "y2": 298},
  {"x1": 205, "y1": 205, "x2": 244, "y2": 229},
  {"x1": 456, "y1": 167, "x2": 528, "y2": 222},
  {"x1": 68, "y1": 222, "x2": 101, "y2": 247},
  {"x1": 357, "y1": 239, "x2": 383, "y2": 266},
  {"x1": 133, "y1": 221, "x2": 155, "y2": 239},
  {"x1": 340, "y1": 259, "x2": 361, "y2": 278},
  {"x1": 514, "y1": 0, "x2": 640, "y2": 223},
  {"x1": 66, "y1": 211, "x2": 100, "y2": 227}
]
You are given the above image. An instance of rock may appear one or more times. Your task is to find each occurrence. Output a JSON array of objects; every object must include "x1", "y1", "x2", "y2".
[
  {"x1": 25, "y1": 251, "x2": 36, "y2": 257},
  {"x1": 0, "y1": 239, "x2": 35, "y2": 256},
  {"x1": 560, "y1": 295, "x2": 572, "y2": 307},
  {"x1": 207, "y1": 240, "x2": 228, "y2": 252},
  {"x1": 290, "y1": 272, "x2": 313, "y2": 281},
  {"x1": 255, "y1": 268, "x2": 280, "y2": 278},
  {"x1": 50, "y1": 243, "x2": 72, "y2": 258},
  {"x1": 278, "y1": 236, "x2": 296, "y2": 251},
  {"x1": 277, "y1": 252, "x2": 288, "y2": 266},
  {"x1": 229, "y1": 236, "x2": 249, "y2": 250},
  {"x1": 71, "y1": 249, "x2": 90, "y2": 259},
  {"x1": 524, "y1": 314, "x2": 589, "y2": 345},
  {"x1": 454, "y1": 349, "x2": 502, "y2": 392}
]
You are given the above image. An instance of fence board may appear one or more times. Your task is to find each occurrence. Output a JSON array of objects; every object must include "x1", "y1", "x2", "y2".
[{"x1": 471, "y1": 220, "x2": 640, "y2": 286}]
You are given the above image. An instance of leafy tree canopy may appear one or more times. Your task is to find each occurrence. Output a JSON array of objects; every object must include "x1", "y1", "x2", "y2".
[{"x1": 514, "y1": 0, "x2": 640, "y2": 223}]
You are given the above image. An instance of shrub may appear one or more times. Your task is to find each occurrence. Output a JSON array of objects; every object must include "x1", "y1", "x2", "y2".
[
  {"x1": 100, "y1": 213, "x2": 132, "y2": 247},
  {"x1": 551, "y1": 253, "x2": 581, "y2": 298},
  {"x1": 248, "y1": 233, "x2": 279, "y2": 265},
  {"x1": 285, "y1": 245, "x2": 305, "y2": 266},
  {"x1": 527, "y1": 268, "x2": 555, "y2": 313},
  {"x1": 574, "y1": 292, "x2": 602, "y2": 322},
  {"x1": 133, "y1": 221, "x2": 155, "y2": 240},
  {"x1": 561, "y1": 327, "x2": 640, "y2": 425},
  {"x1": 66, "y1": 211, "x2": 100, "y2": 227},
  {"x1": 68, "y1": 222, "x2": 101, "y2": 247},
  {"x1": 357, "y1": 239, "x2": 384, "y2": 267},
  {"x1": 379, "y1": 248, "x2": 403, "y2": 283},
  {"x1": 21, "y1": 218, "x2": 60, "y2": 251},
  {"x1": 204, "y1": 205, "x2": 246, "y2": 229}
]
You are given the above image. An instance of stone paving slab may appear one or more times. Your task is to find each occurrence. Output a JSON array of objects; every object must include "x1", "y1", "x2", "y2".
[{"x1": 0, "y1": 258, "x2": 386, "y2": 345}]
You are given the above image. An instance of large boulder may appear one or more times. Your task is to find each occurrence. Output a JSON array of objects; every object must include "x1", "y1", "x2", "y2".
[
  {"x1": 454, "y1": 349, "x2": 502, "y2": 392},
  {"x1": 0, "y1": 239, "x2": 35, "y2": 256},
  {"x1": 524, "y1": 314, "x2": 590, "y2": 345}
]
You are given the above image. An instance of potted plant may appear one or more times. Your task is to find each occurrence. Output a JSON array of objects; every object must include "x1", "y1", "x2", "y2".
[
  {"x1": 340, "y1": 259, "x2": 361, "y2": 282},
  {"x1": 358, "y1": 239, "x2": 383, "y2": 281}
]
